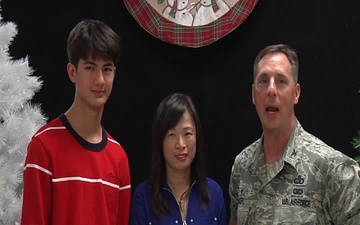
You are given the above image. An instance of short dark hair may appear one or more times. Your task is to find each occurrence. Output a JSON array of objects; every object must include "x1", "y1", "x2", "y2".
[
  {"x1": 149, "y1": 92, "x2": 209, "y2": 218},
  {"x1": 67, "y1": 19, "x2": 121, "y2": 67},
  {"x1": 253, "y1": 44, "x2": 299, "y2": 83}
]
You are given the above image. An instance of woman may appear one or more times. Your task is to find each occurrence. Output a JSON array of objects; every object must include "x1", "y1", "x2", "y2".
[{"x1": 130, "y1": 92, "x2": 227, "y2": 225}]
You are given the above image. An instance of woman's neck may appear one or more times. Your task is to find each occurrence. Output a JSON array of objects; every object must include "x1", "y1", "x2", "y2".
[{"x1": 166, "y1": 170, "x2": 191, "y2": 194}]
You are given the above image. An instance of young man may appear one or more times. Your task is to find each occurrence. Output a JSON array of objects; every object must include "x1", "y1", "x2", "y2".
[
  {"x1": 21, "y1": 19, "x2": 131, "y2": 225},
  {"x1": 229, "y1": 44, "x2": 360, "y2": 225}
]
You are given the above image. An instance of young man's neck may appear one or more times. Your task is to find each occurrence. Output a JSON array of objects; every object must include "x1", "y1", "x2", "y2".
[{"x1": 64, "y1": 105, "x2": 104, "y2": 143}]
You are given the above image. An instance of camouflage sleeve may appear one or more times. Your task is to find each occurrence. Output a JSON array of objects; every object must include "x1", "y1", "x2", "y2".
[
  {"x1": 228, "y1": 155, "x2": 241, "y2": 220},
  {"x1": 326, "y1": 158, "x2": 360, "y2": 225}
]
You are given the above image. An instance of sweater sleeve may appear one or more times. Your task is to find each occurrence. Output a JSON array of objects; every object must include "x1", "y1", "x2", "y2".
[
  {"x1": 117, "y1": 151, "x2": 131, "y2": 225},
  {"x1": 21, "y1": 137, "x2": 53, "y2": 225}
]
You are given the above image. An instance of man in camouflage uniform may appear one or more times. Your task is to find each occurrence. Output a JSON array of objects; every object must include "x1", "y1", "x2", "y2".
[{"x1": 228, "y1": 44, "x2": 360, "y2": 225}]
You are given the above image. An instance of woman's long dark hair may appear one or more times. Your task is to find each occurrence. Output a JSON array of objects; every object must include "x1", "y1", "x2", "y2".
[{"x1": 149, "y1": 92, "x2": 209, "y2": 218}]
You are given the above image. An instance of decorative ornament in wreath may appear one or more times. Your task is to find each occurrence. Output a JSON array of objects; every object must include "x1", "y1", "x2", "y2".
[{"x1": 124, "y1": 0, "x2": 259, "y2": 48}]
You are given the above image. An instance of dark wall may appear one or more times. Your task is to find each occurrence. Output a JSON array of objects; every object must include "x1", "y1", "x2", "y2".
[{"x1": 3, "y1": 0, "x2": 360, "y2": 219}]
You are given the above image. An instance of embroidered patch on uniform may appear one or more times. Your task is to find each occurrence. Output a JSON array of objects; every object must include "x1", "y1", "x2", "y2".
[
  {"x1": 281, "y1": 174, "x2": 312, "y2": 208},
  {"x1": 281, "y1": 198, "x2": 311, "y2": 208},
  {"x1": 292, "y1": 174, "x2": 306, "y2": 196}
]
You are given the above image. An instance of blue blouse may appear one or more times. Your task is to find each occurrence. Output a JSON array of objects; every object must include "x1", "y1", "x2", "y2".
[{"x1": 130, "y1": 177, "x2": 227, "y2": 225}]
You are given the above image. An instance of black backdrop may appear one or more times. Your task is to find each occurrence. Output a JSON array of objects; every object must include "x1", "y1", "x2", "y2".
[{"x1": 2, "y1": 0, "x2": 360, "y2": 220}]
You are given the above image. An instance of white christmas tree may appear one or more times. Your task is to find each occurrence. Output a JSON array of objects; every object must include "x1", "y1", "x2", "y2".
[{"x1": 0, "y1": 1, "x2": 47, "y2": 225}]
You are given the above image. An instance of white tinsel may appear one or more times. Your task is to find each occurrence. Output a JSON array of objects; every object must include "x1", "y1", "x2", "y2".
[{"x1": 0, "y1": 1, "x2": 47, "y2": 224}]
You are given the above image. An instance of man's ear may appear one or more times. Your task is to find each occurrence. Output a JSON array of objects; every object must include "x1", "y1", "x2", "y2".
[
  {"x1": 252, "y1": 84, "x2": 255, "y2": 105},
  {"x1": 67, "y1": 63, "x2": 76, "y2": 83},
  {"x1": 294, "y1": 83, "x2": 301, "y2": 104}
]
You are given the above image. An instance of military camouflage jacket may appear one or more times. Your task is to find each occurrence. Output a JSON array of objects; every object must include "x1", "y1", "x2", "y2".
[{"x1": 229, "y1": 119, "x2": 360, "y2": 225}]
